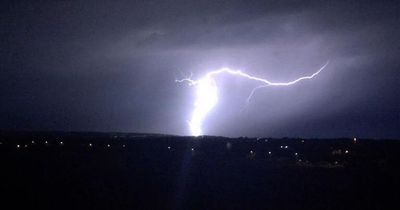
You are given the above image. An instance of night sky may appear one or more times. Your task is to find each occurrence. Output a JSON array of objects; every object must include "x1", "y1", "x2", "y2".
[{"x1": 1, "y1": 0, "x2": 399, "y2": 138}]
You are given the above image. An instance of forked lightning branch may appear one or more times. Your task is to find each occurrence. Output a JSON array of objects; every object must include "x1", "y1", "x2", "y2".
[{"x1": 177, "y1": 62, "x2": 329, "y2": 136}]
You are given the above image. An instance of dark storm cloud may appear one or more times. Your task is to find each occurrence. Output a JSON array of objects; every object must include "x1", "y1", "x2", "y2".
[{"x1": 1, "y1": 0, "x2": 399, "y2": 138}]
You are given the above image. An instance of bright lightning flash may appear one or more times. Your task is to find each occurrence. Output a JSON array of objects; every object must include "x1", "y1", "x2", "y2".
[{"x1": 177, "y1": 62, "x2": 329, "y2": 136}]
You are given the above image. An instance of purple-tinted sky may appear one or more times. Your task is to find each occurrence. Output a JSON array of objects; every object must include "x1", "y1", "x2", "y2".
[{"x1": 1, "y1": 0, "x2": 399, "y2": 138}]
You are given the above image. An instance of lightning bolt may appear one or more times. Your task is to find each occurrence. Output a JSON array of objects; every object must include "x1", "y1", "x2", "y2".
[{"x1": 177, "y1": 61, "x2": 329, "y2": 136}]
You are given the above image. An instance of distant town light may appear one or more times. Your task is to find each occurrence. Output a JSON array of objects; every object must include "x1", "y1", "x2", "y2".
[
  {"x1": 226, "y1": 142, "x2": 232, "y2": 150},
  {"x1": 250, "y1": 150, "x2": 254, "y2": 154},
  {"x1": 60, "y1": 141, "x2": 63, "y2": 145},
  {"x1": 345, "y1": 150, "x2": 349, "y2": 154},
  {"x1": 191, "y1": 148, "x2": 194, "y2": 151},
  {"x1": 280, "y1": 146, "x2": 283, "y2": 149},
  {"x1": 89, "y1": 143, "x2": 92, "y2": 147},
  {"x1": 295, "y1": 153, "x2": 298, "y2": 156},
  {"x1": 284, "y1": 146, "x2": 288, "y2": 149},
  {"x1": 45, "y1": 141, "x2": 48, "y2": 144},
  {"x1": 167, "y1": 146, "x2": 171, "y2": 150},
  {"x1": 24, "y1": 144, "x2": 28, "y2": 148},
  {"x1": 122, "y1": 144, "x2": 126, "y2": 148},
  {"x1": 31, "y1": 140, "x2": 35, "y2": 144},
  {"x1": 268, "y1": 151, "x2": 272, "y2": 155},
  {"x1": 107, "y1": 144, "x2": 110, "y2": 148},
  {"x1": 17, "y1": 144, "x2": 20, "y2": 148},
  {"x1": 353, "y1": 138, "x2": 357, "y2": 143}
]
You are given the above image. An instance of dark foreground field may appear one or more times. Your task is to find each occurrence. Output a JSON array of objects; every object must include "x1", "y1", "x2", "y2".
[{"x1": 0, "y1": 132, "x2": 399, "y2": 210}]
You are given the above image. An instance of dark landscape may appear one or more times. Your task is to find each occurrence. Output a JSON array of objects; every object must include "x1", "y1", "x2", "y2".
[
  {"x1": 2, "y1": 0, "x2": 400, "y2": 209},
  {"x1": 1, "y1": 131, "x2": 399, "y2": 210}
]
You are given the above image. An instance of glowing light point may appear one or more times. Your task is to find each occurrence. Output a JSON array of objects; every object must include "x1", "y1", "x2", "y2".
[{"x1": 226, "y1": 142, "x2": 232, "y2": 150}]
